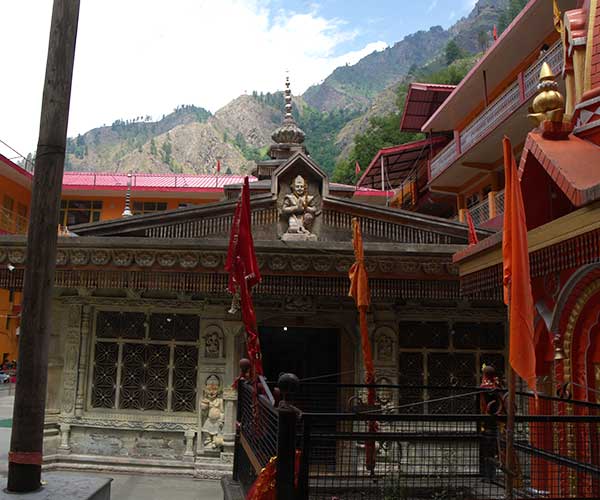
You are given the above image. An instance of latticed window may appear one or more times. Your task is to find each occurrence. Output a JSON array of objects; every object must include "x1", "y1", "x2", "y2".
[
  {"x1": 398, "y1": 321, "x2": 505, "y2": 413},
  {"x1": 91, "y1": 310, "x2": 199, "y2": 412}
]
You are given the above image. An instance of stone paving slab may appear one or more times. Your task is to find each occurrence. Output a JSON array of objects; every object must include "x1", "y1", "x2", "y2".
[{"x1": 0, "y1": 473, "x2": 111, "y2": 499}]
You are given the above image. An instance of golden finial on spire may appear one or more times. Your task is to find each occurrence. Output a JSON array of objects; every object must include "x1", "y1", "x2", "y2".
[{"x1": 528, "y1": 62, "x2": 565, "y2": 125}]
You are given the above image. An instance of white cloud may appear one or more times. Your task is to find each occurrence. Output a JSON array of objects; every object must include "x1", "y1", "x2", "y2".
[
  {"x1": 427, "y1": 1, "x2": 439, "y2": 14},
  {"x1": 0, "y1": 0, "x2": 386, "y2": 157}
]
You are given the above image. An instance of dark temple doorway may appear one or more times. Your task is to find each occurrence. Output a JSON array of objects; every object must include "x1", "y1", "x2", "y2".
[
  {"x1": 260, "y1": 326, "x2": 339, "y2": 383},
  {"x1": 259, "y1": 326, "x2": 340, "y2": 412}
]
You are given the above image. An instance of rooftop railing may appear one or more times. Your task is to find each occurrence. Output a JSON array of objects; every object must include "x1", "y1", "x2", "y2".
[{"x1": 430, "y1": 41, "x2": 563, "y2": 181}]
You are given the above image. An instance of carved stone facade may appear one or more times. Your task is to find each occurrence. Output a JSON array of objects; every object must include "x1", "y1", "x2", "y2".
[
  {"x1": 41, "y1": 288, "x2": 505, "y2": 477},
  {"x1": 7, "y1": 147, "x2": 504, "y2": 477}
]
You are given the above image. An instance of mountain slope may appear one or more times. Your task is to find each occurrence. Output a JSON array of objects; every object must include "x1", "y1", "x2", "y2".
[
  {"x1": 64, "y1": 0, "x2": 509, "y2": 175},
  {"x1": 302, "y1": 26, "x2": 449, "y2": 113}
]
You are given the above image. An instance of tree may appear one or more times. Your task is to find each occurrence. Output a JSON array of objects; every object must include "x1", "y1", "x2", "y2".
[
  {"x1": 478, "y1": 30, "x2": 488, "y2": 52},
  {"x1": 445, "y1": 40, "x2": 463, "y2": 65},
  {"x1": 150, "y1": 138, "x2": 157, "y2": 156}
]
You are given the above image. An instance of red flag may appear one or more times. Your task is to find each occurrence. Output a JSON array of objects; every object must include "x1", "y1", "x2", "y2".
[
  {"x1": 502, "y1": 137, "x2": 536, "y2": 391},
  {"x1": 225, "y1": 177, "x2": 263, "y2": 376},
  {"x1": 355, "y1": 160, "x2": 361, "y2": 175},
  {"x1": 465, "y1": 209, "x2": 479, "y2": 245},
  {"x1": 493, "y1": 25, "x2": 498, "y2": 41},
  {"x1": 216, "y1": 159, "x2": 221, "y2": 173}
]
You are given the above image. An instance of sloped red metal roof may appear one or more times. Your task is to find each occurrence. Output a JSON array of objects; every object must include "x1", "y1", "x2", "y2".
[
  {"x1": 62, "y1": 172, "x2": 257, "y2": 192},
  {"x1": 357, "y1": 136, "x2": 448, "y2": 190},
  {"x1": 400, "y1": 83, "x2": 455, "y2": 132}
]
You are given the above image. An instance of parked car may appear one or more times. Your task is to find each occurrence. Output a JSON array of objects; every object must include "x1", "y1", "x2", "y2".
[{"x1": 0, "y1": 373, "x2": 10, "y2": 384}]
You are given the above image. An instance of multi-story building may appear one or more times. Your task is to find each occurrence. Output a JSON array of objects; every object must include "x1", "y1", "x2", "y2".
[{"x1": 360, "y1": 0, "x2": 577, "y2": 230}]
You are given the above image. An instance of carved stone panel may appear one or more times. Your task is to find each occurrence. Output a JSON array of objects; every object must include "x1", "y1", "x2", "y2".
[
  {"x1": 202, "y1": 324, "x2": 224, "y2": 359},
  {"x1": 61, "y1": 305, "x2": 82, "y2": 416},
  {"x1": 374, "y1": 326, "x2": 396, "y2": 367}
]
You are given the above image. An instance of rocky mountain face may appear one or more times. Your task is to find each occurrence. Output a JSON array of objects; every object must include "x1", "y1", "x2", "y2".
[
  {"x1": 303, "y1": 26, "x2": 450, "y2": 113},
  {"x1": 65, "y1": 0, "x2": 508, "y2": 175}
]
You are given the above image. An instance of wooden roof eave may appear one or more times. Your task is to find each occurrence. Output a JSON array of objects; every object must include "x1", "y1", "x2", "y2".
[
  {"x1": 323, "y1": 195, "x2": 494, "y2": 241},
  {"x1": 70, "y1": 192, "x2": 275, "y2": 237},
  {"x1": 0, "y1": 233, "x2": 466, "y2": 258}
]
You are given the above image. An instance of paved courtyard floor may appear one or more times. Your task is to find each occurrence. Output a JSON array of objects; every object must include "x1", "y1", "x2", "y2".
[{"x1": 0, "y1": 384, "x2": 222, "y2": 499}]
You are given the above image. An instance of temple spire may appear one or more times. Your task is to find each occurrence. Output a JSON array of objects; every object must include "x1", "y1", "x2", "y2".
[
  {"x1": 284, "y1": 76, "x2": 293, "y2": 120},
  {"x1": 271, "y1": 75, "x2": 305, "y2": 146}
]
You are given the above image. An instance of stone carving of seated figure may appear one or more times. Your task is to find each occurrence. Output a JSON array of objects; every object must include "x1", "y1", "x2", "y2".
[{"x1": 281, "y1": 175, "x2": 320, "y2": 241}]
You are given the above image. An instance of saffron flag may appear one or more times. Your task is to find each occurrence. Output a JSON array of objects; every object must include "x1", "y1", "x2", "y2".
[
  {"x1": 355, "y1": 160, "x2": 361, "y2": 175},
  {"x1": 225, "y1": 177, "x2": 263, "y2": 376},
  {"x1": 216, "y1": 159, "x2": 221, "y2": 173},
  {"x1": 492, "y1": 25, "x2": 498, "y2": 41},
  {"x1": 465, "y1": 209, "x2": 479, "y2": 246},
  {"x1": 502, "y1": 137, "x2": 536, "y2": 391},
  {"x1": 349, "y1": 218, "x2": 377, "y2": 472}
]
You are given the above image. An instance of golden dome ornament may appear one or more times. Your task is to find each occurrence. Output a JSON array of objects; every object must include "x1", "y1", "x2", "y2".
[{"x1": 528, "y1": 62, "x2": 565, "y2": 125}]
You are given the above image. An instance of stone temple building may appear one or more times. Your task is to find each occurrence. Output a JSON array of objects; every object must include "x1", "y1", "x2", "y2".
[{"x1": 0, "y1": 81, "x2": 505, "y2": 477}]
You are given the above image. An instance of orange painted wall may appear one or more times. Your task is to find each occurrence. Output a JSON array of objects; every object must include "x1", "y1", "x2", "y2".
[
  {"x1": 61, "y1": 194, "x2": 221, "y2": 222},
  {"x1": 0, "y1": 177, "x2": 31, "y2": 233},
  {"x1": 0, "y1": 290, "x2": 21, "y2": 361}
]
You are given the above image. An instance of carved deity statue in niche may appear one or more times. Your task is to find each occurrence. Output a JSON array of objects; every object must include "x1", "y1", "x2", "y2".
[
  {"x1": 204, "y1": 330, "x2": 221, "y2": 358},
  {"x1": 280, "y1": 175, "x2": 321, "y2": 241},
  {"x1": 201, "y1": 375, "x2": 224, "y2": 450}
]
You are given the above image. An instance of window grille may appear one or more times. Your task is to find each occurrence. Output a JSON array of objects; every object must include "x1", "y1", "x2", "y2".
[
  {"x1": 91, "y1": 310, "x2": 199, "y2": 412},
  {"x1": 398, "y1": 321, "x2": 505, "y2": 413}
]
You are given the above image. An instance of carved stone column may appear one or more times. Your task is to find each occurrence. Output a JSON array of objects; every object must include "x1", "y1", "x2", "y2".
[
  {"x1": 373, "y1": 325, "x2": 399, "y2": 385},
  {"x1": 61, "y1": 305, "x2": 82, "y2": 416},
  {"x1": 58, "y1": 423, "x2": 71, "y2": 453},
  {"x1": 183, "y1": 430, "x2": 196, "y2": 462},
  {"x1": 222, "y1": 387, "x2": 237, "y2": 455},
  {"x1": 75, "y1": 304, "x2": 91, "y2": 416}
]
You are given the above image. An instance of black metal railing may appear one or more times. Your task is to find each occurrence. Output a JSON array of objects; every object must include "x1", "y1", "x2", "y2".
[{"x1": 232, "y1": 381, "x2": 600, "y2": 499}]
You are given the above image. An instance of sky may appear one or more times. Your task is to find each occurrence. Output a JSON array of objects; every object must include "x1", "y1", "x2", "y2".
[{"x1": 0, "y1": 0, "x2": 477, "y2": 160}]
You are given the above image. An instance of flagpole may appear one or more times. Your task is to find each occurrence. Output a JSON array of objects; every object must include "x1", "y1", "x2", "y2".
[{"x1": 505, "y1": 286, "x2": 515, "y2": 500}]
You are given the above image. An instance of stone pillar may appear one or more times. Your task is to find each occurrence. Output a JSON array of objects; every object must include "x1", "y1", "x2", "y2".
[
  {"x1": 58, "y1": 423, "x2": 71, "y2": 453},
  {"x1": 222, "y1": 387, "x2": 237, "y2": 455},
  {"x1": 183, "y1": 430, "x2": 196, "y2": 462},
  {"x1": 75, "y1": 304, "x2": 91, "y2": 416},
  {"x1": 61, "y1": 304, "x2": 82, "y2": 416}
]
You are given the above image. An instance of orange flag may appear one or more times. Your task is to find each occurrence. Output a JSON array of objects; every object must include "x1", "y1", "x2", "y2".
[
  {"x1": 465, "y1": 209, "x2": 479, "y2": 246},
  {"x1": 502, "y1": 137, "x2": 536, "y2": 391},
  {"x1": 349, "y1": 218, "x2": 377, "y2": 472},
  {"x1": 349, "y1": 218, "x2": 374, "y2": 384}
]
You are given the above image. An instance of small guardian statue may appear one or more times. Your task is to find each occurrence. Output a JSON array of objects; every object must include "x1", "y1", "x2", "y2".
[
  {"x1": 201, "y1": 375, "x2": 224, "y2": 450},
  {"x1": 280, "y1": 175, "x2": 320, "y2": 241}
]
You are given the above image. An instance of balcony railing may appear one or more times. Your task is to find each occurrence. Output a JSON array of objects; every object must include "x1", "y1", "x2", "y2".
[
  {"x1": 430, "y1": 140, "x2": 457, "y2": 179},
  {"x1": 430, "y1": 41, "x2": 563, "y2": 180},
  {"x1": 466, "y1": 189, "x2": 505, "y2": 227},
  {"x1": 0, "y1": 207, "x2": 28, "y2": 235}
]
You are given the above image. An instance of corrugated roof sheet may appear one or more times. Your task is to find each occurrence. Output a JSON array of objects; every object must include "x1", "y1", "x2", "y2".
[
  {"x1": 62, "y1": 172, "x2": 257, "y2": 191},
  {"x1": 400, "y1": 83, "x2": 455, "y2": 132}
]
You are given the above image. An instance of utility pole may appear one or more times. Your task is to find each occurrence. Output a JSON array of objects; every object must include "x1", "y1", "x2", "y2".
[{"x1": 7, "y1": 0, "x2": 80, "y2": 492}]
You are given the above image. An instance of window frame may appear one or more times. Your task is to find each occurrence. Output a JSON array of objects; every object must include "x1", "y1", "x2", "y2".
[
  {"x1": 132, "y1": 200, "x2": 168, "y2": 216},
  {"x1": 59, "y1": 199, "x2": 103, "y2": 226},
  {"x1": 88, "y1": 307, "x2": 201, "y2": 416}
]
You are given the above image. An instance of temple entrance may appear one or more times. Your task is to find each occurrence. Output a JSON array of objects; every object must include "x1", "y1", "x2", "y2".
[{"x1": 259, "y1": 326, "x2": 340, "y2": 385}]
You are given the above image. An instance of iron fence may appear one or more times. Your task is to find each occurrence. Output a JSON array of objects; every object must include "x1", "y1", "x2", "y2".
[{"x1": 232, "y1": 381, "x2": 600, "y2": 499}]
